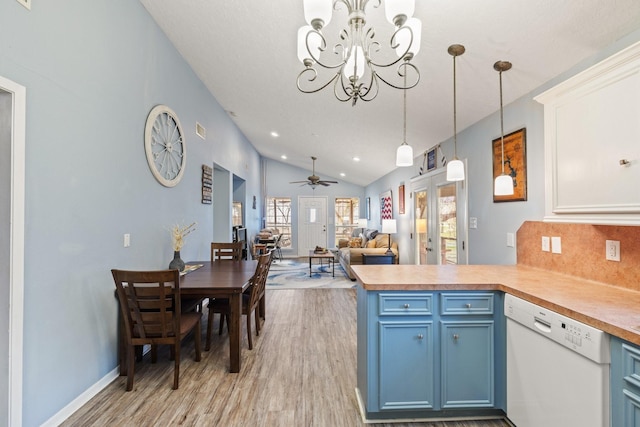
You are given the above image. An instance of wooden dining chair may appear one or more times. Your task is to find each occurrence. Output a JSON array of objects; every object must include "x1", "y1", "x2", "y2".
[
  {"x1": 206, "y1": 252, "x2": 272, "y2": 350},
  {"x1": 211, "y1": 241, "x2": 243, "y2": 261},
  {"x1": 111, "y1": 269, "x2": 202, "y2": 391}
]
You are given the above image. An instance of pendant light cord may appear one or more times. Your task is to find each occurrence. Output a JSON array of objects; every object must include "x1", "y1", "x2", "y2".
[
  {"x1": 453, "y1": 54, "x2": 458, "y2": 158},
  {"x1": 499, "y1": 70, "x2": 505, "y2": 174},
  {"x1": 403, "y1": 71, "x2": 407, "y2": 144}
]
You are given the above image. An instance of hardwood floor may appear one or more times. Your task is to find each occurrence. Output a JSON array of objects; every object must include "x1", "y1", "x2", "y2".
[{"x1": 62, "y1": 289, "x2": 511, "y2": 427}]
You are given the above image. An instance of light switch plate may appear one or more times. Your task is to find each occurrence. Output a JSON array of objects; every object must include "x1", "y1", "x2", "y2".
[
  {"x1": 16, "y1": 0, "x2": 30, "y2": 10},
  {"x1": 124, "y1": 233, "x2": 131, "y2": 248},
  {"x1": 551, "y1": 236, "x2": 562, "y2": 254},
  {"x1": 469, "y1": 217, "x2": 478, "y2": 229},
  {"x1": 507, "y1": 233, "x2": 515, "y2": 248},
  {"x1": 541, "y1": 236, "x2": 550, "y2": 252}
]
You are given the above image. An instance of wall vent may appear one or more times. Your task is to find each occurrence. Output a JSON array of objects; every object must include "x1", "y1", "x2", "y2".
[{"x1": 195, "y1": 122, "x2": 206, "y2": 140}]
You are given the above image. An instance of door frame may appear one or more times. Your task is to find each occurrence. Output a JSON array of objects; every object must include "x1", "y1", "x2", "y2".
[
  {"x1": 1, "y1": 75, "x2": 26, "y2": 427},
  {"x1": 410, "y1": 167, "x2": 468, "y2": 265}
]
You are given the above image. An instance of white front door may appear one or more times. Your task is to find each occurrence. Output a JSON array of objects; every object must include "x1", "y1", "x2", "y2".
[{"x1": 297, "y1": 196, "x2": 328, "y2": 256}]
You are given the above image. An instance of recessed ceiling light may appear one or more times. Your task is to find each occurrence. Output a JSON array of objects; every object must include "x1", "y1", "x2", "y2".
[
  {"x1": 270, "y1": 131, "x2": 279, "y2": 138},
  {"x1": 353, "y1": 156, "x2": 360, "y2": 162},
  {"x1": 281, "y1": 155, "x2": 287, "y2": 160},
  {"x1": 340, "y1": 172, "x2": 346, "y2": 177}
]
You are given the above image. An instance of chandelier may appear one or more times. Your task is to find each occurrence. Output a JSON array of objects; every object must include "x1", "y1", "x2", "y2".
[{"x1": 296, "y1": 0, "x2": 422, "y2": 106}]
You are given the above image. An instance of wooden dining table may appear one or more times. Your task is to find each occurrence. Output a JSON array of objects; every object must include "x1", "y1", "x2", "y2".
[{"x1": 180, "y1": 260, "x2": 257, "y2": 373}]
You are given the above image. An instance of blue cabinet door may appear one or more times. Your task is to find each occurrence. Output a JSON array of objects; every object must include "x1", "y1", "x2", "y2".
[
  {"x1": 612, "y1": 337, "x2": 640, "y2": 427},
  {"x1": 379, "y1": 321, "x2": 434, "y2": 410},
  {"x1": 441, "y1": 321, "x2": 494, "y2": 408}
]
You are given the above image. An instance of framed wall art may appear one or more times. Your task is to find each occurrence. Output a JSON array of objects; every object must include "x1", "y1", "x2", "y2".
[
  {"x1": 398, "y1": 184, "x2": 405, "y2": 214},
  {"x1": 492, "y1": 127, "x2": 527, "y2": 202},
  {"x1": 427, "y1": 147, "x2": 437, "y2": 171},
  {"x1": 380, "y1": 190, "x2": 392, "y2": 221}
]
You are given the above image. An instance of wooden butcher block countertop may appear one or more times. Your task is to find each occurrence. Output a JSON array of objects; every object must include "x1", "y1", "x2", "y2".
[{"x1": 351, "y1": 264, "x2": 640, "y2": 346}]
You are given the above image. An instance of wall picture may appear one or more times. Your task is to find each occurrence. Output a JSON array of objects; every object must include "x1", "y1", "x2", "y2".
[
  {"x1": 380, "y1": 190, "x2": 392, "y2": 221},
  {"x1": 492, "y1": 128, "x2": 527, "y2": 202}
]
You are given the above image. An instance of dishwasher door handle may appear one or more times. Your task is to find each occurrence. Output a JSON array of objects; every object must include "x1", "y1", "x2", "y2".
[{"x1": 534, "y1": 317, "x2": 552, "y2": 333}]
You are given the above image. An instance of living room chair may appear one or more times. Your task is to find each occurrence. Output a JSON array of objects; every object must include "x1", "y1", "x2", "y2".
[
  {"x1": 265, "y1": 234, "x2": 283, "y2": 262},
  {"x1": 111, "y1": 269, "x2": 202, "y2": 391},
  {"x1": 211, "y1": 241, "x2": 243, "y2": 261},
  {"x1": 206, "y1": 252, "x2": 272, "y2": 350}
]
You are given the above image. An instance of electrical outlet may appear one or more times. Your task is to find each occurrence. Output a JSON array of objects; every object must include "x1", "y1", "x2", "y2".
[
  {"x1": 606, "y1": 240, "x2": 620, "y2": 262},
  {"x1": 541, "y1": 236, "x2": 550, "y2": 252},
  {"x1": 124, "y1": 233, "x2": 131, "y2": 248},
  {"x1": 551, "y1": 236, "x2": 562, "y2": 254},
  {"x1": 469, "y1": 217, "x2": 478, "y2": 229}
]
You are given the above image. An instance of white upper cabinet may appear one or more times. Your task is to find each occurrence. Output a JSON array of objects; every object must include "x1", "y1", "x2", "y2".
[{"x1": 535, "y1": 41, "x2": 640, "y2": 225}]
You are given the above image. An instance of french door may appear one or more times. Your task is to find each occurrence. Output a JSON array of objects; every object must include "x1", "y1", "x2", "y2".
[
  {"x1": 297, "y1": 196, "x2": 328, "y2": 256},
  {"x1": 411, "y1": 169, "x2": 468, "y2": 265}
]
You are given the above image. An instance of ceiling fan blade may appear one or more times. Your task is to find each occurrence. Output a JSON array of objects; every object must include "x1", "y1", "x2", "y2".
[
  {"x1": 289, "y1": 180, "x2": 309, "y2": 184},
  {"x1": 319, "y1": 182, "x2": 330, "y2": 186},
  {"x1": 319, "y1": 180, "x2": 338, "y2": 184}
]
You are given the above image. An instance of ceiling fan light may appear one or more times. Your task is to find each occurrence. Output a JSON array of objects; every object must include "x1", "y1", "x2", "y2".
[
  {"x1": 446, "y1": 158, "x2": 465, "y2": 181},
  {"x1": 396, "y1": 143, "x2": 413, "y2": 167},
  {"x1": 494, "y1": 174, "x2": 514, "y2": 196},
  {"x1": 385, "y1": 0, "x2": 415, "y2": 25},
  {"x1": 303, "y1": 0, "x2": 332, "y2": 29}
]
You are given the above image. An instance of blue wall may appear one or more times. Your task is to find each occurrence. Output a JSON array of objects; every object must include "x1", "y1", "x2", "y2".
[{"x1": 0, "y1": 1, "x2": 262, "y2": 425}]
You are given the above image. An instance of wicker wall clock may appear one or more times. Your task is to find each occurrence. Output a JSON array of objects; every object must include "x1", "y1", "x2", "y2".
[{"x1": 144, "y1": 105, "x2": 186, "y2": 187}]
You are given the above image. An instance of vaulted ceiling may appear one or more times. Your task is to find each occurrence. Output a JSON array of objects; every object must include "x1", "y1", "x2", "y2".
[{"x1": 141, "y1": 0, "x2": 640, "y2": 186}]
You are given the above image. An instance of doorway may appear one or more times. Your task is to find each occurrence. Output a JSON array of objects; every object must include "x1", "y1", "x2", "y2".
[
  {"x1": 0, "y1": 75, "x2": 26, "y2": 427},
  {"x1": 297, "y1": 196, "x2": 328, "y2": 256},
  {"x1": 411, "y1": 169, "x2": 468, "y2": 265}
]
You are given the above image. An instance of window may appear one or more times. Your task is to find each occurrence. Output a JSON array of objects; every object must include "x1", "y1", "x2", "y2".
[
  {"x1": 334, "y1": 197, "x2": 360, "y2": 246},
  {"x1": 265, "y1": 197, "x2": 291, "y2": 248}
]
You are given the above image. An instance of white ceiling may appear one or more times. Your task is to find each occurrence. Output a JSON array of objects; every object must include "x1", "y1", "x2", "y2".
[{"x1": 140, "y1": 0, "x2": 640, "y2": 187}]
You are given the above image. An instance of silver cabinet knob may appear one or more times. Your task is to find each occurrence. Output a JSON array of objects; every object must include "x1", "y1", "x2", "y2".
[
  {"x1": 465, "y1": 303, "x2": 472, "y2": 309},
  {"x1": 453, "y1": 334, "x2": 459, "y2": 340},
  {"x1": 404, "y1": 303, "x2": 410, "y2": 309},
  {"x1": 417, "y1": 334, "x2": 424, "y2": 340}
]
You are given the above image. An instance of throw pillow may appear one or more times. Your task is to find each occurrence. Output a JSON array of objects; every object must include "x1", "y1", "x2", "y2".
[
  {"x1": 348, "y1": 237, "x2": 362, "y2": 248},
  {"x1": 364, "y1": 229, "x2": 378, "y2": 240}
]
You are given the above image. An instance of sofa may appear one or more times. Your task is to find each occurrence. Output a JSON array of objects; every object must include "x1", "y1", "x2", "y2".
[{"x1": 337, "y1": 228, "x2": 399, "y2": 280}]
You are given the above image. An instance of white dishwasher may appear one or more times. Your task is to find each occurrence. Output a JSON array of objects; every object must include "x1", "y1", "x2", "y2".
[{"x1": 504, "y1": 294, "x2": 610, "y2": 427}]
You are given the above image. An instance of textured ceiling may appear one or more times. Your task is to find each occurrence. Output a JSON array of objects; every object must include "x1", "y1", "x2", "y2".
[{"x1": 140, "y1": 0, "x2": 640, "y2": 186}]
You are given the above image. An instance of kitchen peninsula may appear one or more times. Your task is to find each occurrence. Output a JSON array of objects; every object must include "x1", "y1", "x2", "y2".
[{"x1": 352, "y1": 263, "x2": 640, "y2": 423}]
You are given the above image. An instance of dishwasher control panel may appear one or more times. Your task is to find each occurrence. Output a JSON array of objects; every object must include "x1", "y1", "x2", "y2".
[{"x1": 505, "y1": 294, "x2": 610, "y2": 364}]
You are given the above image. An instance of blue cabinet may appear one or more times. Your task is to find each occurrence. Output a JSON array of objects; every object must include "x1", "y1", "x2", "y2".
[
  {"x1": 611, "y1": 337, "x2": 640, "y2": 426},
  {"x1": 356, "y1": 288, "x2": 505, "y2": 421}
]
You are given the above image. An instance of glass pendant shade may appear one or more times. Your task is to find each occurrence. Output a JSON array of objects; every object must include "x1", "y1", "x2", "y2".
[
  {"x1": 297, "y1": 26, "x2": 322, "y2": 64},
  {"x1": 396, "y1": 143, "x2": 413, "y2": 167},
  {"x1": 385, "y1": 0, "x2": 415, "y2": 25},
  {"x1": 446, "y1": 158, "x2": 465, "y2": 181},
  {"x1": 395, "y1": 18, "x2": 422, "y2": 57},
  {"x1": 494, "y1": 174, "x2": 514, "y2": 196},
  {"x1": 303, "y1": 0, "x2": 332, "y2": 28}
]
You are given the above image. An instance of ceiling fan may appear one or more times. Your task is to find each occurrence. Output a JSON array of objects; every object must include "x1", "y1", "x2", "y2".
[{"x1": 290, "y1": 156, "x2": 338, "y2": 188}]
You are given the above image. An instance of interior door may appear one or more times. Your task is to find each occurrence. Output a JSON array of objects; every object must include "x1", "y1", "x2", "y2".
[
  {"x1": 297, "y1": 196, "x2": 328, "y2": 256},
  {"x1": 411, "y1": 169, "x2": 468, "y2": 265}
]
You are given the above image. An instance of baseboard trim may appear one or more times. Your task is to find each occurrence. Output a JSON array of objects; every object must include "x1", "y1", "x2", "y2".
[{"x1": 40, "y1": 367, "x2": 120, "y2": 427}]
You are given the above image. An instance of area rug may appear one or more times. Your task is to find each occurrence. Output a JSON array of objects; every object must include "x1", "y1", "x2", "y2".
[{"x1": 267, "y1": 258, "x2": 355, "y2": 289}]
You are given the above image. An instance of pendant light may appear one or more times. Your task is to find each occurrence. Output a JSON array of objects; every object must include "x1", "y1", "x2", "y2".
[
  {"x1": 396, "y1": 72, "x2": 413, "y2": 166},
  {"x1": 493, "y1": 60, "x2": 514, "y2": 196},
  {"x1": 446, "y1": 44, "x2": 465, "y2": 182}
]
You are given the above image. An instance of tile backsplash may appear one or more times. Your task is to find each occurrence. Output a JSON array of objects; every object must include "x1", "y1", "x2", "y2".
[{"x1": 516, "y1": 221, "x2": 640, "y2": 291}]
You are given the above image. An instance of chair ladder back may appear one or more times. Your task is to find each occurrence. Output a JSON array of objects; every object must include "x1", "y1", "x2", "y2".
[{"x1": 211, "y1": 241, "x2": 243, "y2": 261}]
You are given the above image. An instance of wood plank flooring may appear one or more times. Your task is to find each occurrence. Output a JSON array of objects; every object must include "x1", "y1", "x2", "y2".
[{"x1": 62, "y1": 289, "x2": 511, "y2": 427}]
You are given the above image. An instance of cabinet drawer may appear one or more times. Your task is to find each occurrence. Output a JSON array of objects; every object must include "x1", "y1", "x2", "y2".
[
  {"x1": 440, "y1": 293, "x2": 494, "y2": 316},
  {"x1": 623, "y1": 343, "x2": 640, "y2": 389},
  {"x1": 378, "y1": 293, "x2": 433, "y2": 316}
]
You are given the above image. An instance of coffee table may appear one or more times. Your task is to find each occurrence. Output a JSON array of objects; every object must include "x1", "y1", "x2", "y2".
[{"x1": 309, "y1": 250, "x2": 335, "y2": 277}]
